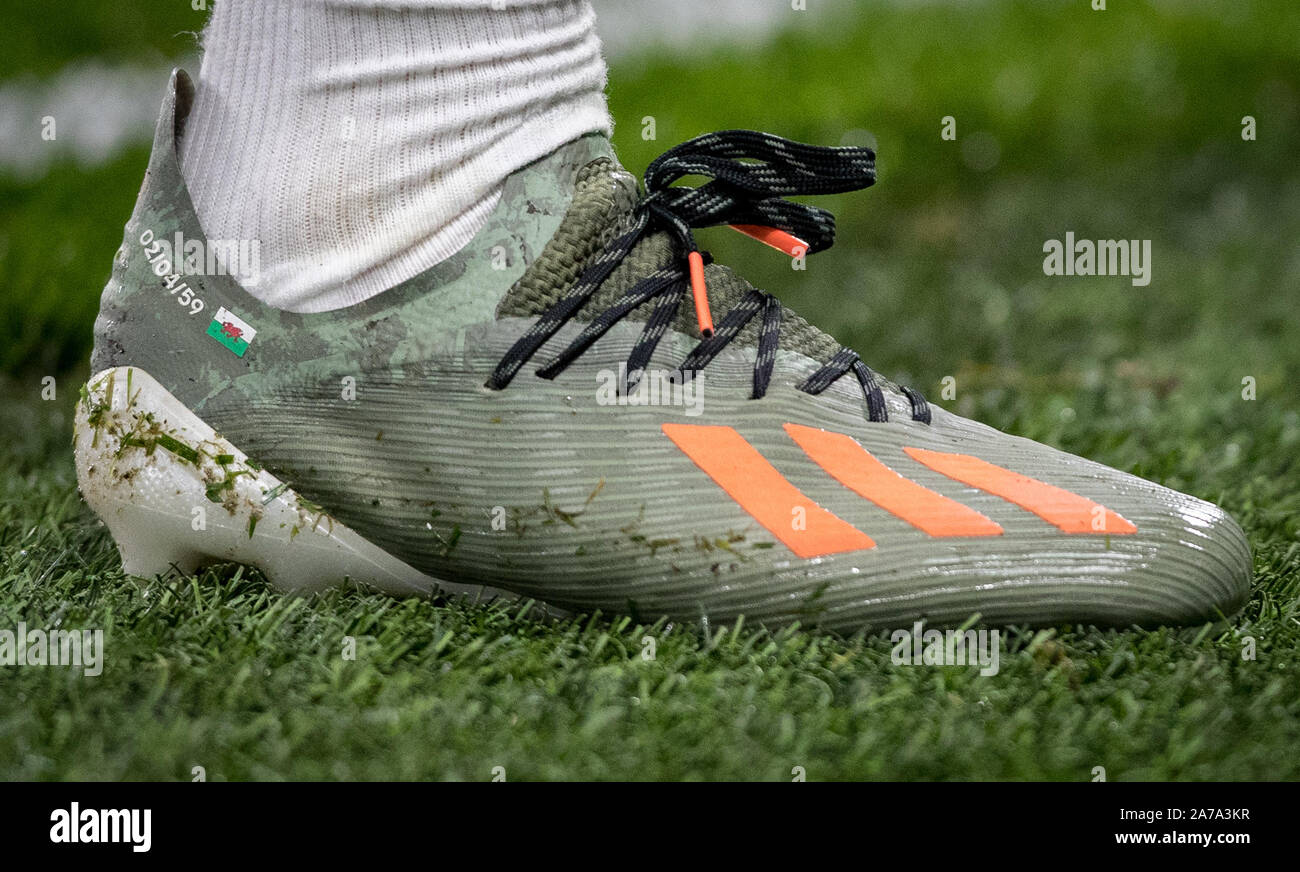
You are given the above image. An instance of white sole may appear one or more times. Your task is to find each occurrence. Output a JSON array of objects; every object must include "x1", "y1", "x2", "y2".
[{"x1": 74, "y1": 366, "x2": 509, "y2": 601}]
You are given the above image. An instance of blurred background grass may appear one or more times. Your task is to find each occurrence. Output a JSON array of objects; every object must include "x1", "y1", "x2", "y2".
[{"x1": 1, "y1": 1, "x2": 1298, "y2": 779}]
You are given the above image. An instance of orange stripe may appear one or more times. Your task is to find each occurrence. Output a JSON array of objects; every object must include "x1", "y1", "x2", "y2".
[
  {"x1": 904, "y1": 447, "x2": 1137, "y2": 534},
  {"x1": 784, "y1": 424, "x2": 1003, "y2": 537},
  {"x1": 662, "y1": 423, "x2": 875, "y2": 558}
]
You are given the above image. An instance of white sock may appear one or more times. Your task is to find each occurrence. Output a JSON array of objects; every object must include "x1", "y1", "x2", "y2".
[{"x1": 179, "y1": 0, "x2": 611, "y2": 313}]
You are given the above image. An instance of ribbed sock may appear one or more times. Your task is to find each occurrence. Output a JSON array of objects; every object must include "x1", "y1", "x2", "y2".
[{"x1": 179, "y1": 0, "x2": 611, "y2": 312}]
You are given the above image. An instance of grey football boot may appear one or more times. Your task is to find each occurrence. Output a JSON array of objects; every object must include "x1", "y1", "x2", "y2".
[{"x1": 76, "y1": 70, "x2": 1251, "y2": 631}]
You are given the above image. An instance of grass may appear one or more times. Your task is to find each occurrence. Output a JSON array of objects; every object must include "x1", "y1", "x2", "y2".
[{"x1": 1, "y1": 0, "x2": 1298, "y2": 780}]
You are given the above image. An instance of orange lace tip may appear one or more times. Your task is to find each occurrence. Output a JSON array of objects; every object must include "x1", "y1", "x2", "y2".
[
  {"x1": 687, "y1": 250, "x2": 714, "y2": 338},
  {"x1": 730, "y1": 224, "x2": 808, "y2": 258}
]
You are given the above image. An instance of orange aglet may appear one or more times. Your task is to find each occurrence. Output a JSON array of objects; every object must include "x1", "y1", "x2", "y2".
[
  {"x1": 687, "y1": 250, "x2": 714, "y2": 338},
  {"x1": 730, "y1": 224, "x2": 809, "y2": 258}
]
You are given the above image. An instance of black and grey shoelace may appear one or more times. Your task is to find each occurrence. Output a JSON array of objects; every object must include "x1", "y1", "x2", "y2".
[{"x1": 486, "y1": 129, "x2": 931, "y2": 425}]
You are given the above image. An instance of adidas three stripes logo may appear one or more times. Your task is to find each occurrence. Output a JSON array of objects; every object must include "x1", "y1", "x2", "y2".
[{"x1": 661, "y1": 422, "x2": 1137, "y2": 558}]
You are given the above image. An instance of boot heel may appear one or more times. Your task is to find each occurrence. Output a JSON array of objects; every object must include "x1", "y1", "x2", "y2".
[{"x1": 73, "y1": 366, "x2": 486, "y2": 599}]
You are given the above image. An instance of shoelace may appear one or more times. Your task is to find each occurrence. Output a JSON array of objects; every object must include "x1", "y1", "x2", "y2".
[{"x1": 486, "y1": 129, "x2": 931, "y2": 425}]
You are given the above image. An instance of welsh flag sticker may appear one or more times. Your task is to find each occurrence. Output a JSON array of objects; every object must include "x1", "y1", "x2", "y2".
[{"x1": 207, "y1": 307, "x2": 257, "y2": 357}]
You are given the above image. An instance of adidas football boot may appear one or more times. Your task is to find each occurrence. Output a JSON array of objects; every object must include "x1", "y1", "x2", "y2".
[{"x1": 76, "y1": 70, "x2": 1252, "y2": 631}]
